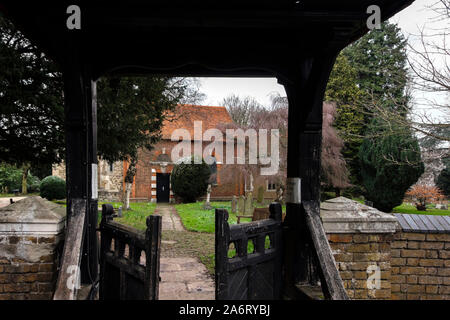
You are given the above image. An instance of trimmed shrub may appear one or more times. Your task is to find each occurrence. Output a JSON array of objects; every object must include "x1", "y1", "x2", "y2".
[
  {"x1": 40, "y1": 176, "x2": 66, "y2": 200},
  {"x1": 436, "y1": 158, "x2": 450, "y2": 197},
  {"x1": 359, "y1": 119, "x2": 424, "y2": 212},
  {"x1": 171, "y1": 157, "x2": 211, "y2": 203}
]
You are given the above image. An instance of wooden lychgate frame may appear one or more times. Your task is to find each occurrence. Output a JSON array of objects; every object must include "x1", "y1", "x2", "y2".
[{"x1": 0, "y1": 0, "x2": 414, "y2": 300}]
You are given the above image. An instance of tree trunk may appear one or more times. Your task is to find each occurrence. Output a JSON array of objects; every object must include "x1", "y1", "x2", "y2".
[
  {"x1": 125, "y1": 182, "x2": 132, "y2": 210},
  {"x1": 124, "y1": 155, "x2": 137, "y2": 210},
  {"x1": 21, "y1": 163, "x2": 30, "y2": 195}
]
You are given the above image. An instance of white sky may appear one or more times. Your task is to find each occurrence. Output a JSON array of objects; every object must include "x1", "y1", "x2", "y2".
[{"x1": 197, "y1": 0, "x2": 448, "y2": 111}]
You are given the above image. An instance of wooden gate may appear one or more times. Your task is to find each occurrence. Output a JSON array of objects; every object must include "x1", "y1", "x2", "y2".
[
  {"x1": 215, "y1": 203, "x2": 283, "y2": 300},
  {"x1": 99, "y1": 204, "x2": 161, "y2": 300}
]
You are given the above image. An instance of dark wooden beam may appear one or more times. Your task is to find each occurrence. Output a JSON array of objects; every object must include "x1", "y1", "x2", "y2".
[
  {"x1": 280, "y1": 52, "x2": 347, "y2": 299},
  {"x1": 53, "y1": 35, "x2": 98, "y2": 299}
]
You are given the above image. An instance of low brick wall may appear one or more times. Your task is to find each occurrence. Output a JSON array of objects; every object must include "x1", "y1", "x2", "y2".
[
  {"x1": 0, "y1": 197, "x2": 65, "y2": 300},
  {"x1": 390, "y1": 232, "x2": 450, "y2": 300},
  {"x1": 0, "y1": 234, "x2": 63, "y2": 300},
  {"x1": 327, "y1": 233, "x2": 392, "y2": 299},
  {"x1": 322, "y1": 197, "x2": 450, "y2": 300},
  {"x1": 327, "y1": 229, "x2": 450, "y2": 300}
]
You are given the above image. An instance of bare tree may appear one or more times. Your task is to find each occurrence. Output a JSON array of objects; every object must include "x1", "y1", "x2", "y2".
[
  {"x1": 404, "y1": 0, "x2": 449, "y2": 143},
  {"x1": 219, "y1": 93, "x2": 350, "y2": 199}
]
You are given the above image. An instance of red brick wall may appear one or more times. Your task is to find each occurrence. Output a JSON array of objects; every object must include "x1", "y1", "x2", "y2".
[
  {"x1": 327, "y1": 233, "x2": 392, "y2": 299},
  {"x1": 328, "y1": 231, "x2": 450, "y2": 300},
  {"x1": 0, "y1": 235, "x2": 62, "y2": 300},
  {"x1": 390, "y1": 232, "x2": 450, "y2": 300}
]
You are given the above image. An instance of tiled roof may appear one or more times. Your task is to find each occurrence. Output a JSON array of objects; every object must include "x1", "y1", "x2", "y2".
[{"x1": 161, "y1": 104, "x2": 233, "y2": 140}]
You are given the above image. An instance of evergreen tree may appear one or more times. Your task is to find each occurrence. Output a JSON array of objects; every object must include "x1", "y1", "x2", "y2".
[
  {"x1": 325, "y1": 54, "x2": 365, "y2": 190},
  {"x1": 0, "y1": 14, "x2": 201, "y2": 198},
  {"x1": 359, "y1": 119, "x2": 424, "y2": 212},
  {"x1": 342, "y1": 21, "x2": 409, "y2": 115},
  {"x1": 436, "y1": 158, "x2": 450, "y2": 197}
]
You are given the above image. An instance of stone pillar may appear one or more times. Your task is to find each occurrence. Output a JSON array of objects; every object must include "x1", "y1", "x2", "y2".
[
  {"x1": 321, "y1": 197, "x2": 398, "y2": 299},
  {"x1": 0, "y1": 197, "x2": 66, "y2": 300}
]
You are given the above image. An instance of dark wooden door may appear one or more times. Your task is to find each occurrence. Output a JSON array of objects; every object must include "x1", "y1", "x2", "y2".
[
  {"x1": 156, "y1": 173, "x2": 170, "y2": 203},
  {"x1": 215, "y1": 203, "x2": 283, "y2": 300}
]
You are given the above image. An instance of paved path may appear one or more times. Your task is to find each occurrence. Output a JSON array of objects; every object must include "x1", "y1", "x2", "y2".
[
  {"x1": 154, "y1": 203, "x2": 185, "y2": 231},
  {"x1": 159, "y1": 257, "x2": 215, "y2": 300},
  {"x1": 156, "y1": 203, "x2": 215, "y2": 300},
  {"x1": 0, "y1": 197, "x2": 26, "y2": 208}
]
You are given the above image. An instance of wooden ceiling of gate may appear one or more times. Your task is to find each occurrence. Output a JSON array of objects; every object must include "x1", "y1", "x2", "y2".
[{"x1": 0, "y1": 0, "x2": 413, "y2": 79}]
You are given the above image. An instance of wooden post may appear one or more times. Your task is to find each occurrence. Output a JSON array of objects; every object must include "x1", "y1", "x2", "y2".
[
  {"x1": 145, "y1": 214, "x2": 162, "y2": 300},
  {"x1": 53, "y1": 40, "x2": 98, "y2": 298},
  {"x1": 215, "y1": 208, "x2": 230, "y2": 300},
  {"x1": 280, "y1": 53, "x2": 348, "y2": 299}
]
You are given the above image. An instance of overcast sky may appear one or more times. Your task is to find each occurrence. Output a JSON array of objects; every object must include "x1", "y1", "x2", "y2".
[{"x1": 196, "y1": 0, "x2": 448, "y2": 110}]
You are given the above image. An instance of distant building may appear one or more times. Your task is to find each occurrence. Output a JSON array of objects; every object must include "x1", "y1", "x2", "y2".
[{"x1": 53, "y1": 104, "x2": 280, "y2": 203}]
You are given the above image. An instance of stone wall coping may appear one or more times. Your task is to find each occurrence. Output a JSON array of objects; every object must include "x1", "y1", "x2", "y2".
[
  {"x1": 320, "y1": 197, "x2": 398, "y2": 234},
  {"x1": 0, "y1": 196, "x2": 66, "y2": 235}
]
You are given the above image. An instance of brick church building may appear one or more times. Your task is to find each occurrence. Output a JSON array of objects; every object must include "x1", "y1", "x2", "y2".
[{"x1": 53, "y1": 104, "x2": 279, "y2": 203}]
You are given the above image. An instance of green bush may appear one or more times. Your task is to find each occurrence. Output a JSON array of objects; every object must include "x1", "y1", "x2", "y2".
[
  {"x1": 436, "y1": 158, "x2": 450, "y2": 197},
  {"x1": 0, "y1": 164, "x2": 22, "y2": 192},
  {"x1": 359, "y1": 119, "x2": 424, "y2": 212},
  {"x1": 171, "y1": 157, "x2": 211, "y2": 203},
  {"x1": 40, "y1": 176, "x2": 66, "y2": 200}
]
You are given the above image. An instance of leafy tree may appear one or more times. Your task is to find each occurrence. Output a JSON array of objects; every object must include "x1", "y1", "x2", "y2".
[
  {"x1": 436, "y1": 158, "x2": 450, "y2": 197},
  {"x1": 0, "y1": 14, "x2": 64, "y2": 194},
  {"x1": 325, "y1": 54, "x2": 365, "y2": 190},
  {"x1": 97, "y1": 76, "x2": 195, "y2": 208},
  {"x1": 171, "y1": 157, "x2": 211, "y2": 203},
  {"x1": 359, "y1": 119, "x2": 424, "y2": 212},
  {"x1": 0, "y1": 14, "x2": 201, "y2": 201},
  {"x1": 0, "y1": 163, "x2": 22, "y2": 193},
  {"x1": 342, "y1": 21, "x2": 409, "y2": 114},
  {"x1": 406, "y1": 184, "x2": 445, "y2": 211}
]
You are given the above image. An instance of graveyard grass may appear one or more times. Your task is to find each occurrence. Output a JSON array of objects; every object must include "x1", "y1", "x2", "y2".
[
  {"x1": 393, "y1": 203, "x2": 450, "y2": 216},
  {"x1": 174, "y1": 201, "x2": 251, "y2": 233}
]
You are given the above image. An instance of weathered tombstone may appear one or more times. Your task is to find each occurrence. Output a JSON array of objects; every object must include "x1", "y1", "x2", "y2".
[
  {"x1": 238, "y1": 196, "x2": 245, "y2": 214},
  {"x1": 244, "y1": 192, "x2": 254, "y2": 216},
  {"x1": 203, "y1": 184, "x2": 213, "y2": 210},
  {"x1": 252, "y1": 207, "x2": 270, "y2": 221},
  {"x1": 231, "y1": 196, "x2": 237, "y2": 213},
  {"x1": 257, "y1": 186, "x2": 264, "y2": 204}
]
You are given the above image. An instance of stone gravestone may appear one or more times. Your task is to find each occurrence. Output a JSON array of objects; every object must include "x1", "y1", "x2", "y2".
[
  {"x1": 238, "y1": 196, "x2": 245, "y2": 214},
  {"x1": 203, "y1": 184, "x2": 213, "y2": 210},
  {"x1": 231, "y1": 196, "x2": 237, "y2": 213},
  {"x1": 244, "y1": 192, "x2": 254, "y2": 217}
]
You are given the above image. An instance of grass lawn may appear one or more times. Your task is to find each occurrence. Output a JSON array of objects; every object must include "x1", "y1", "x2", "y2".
[
  {"x1": 51, "y1": 199, "x2": 157, "y2": 229},
  {"x1": 111, "y1": 202, "x2": 157, "y2": 230},
  {"x1": 173, "y1": 200, "x2": 275, "y2": 275},
  {"x1": 0, "y1": 193, "x2": 40, "y2": 198},
  {"x1": 174, "y1": 201, "x2": 249, "y2": 233},
  {"x1": 393, "y1": 203, "x2": 450, "y2": 216},
  {"x1": 174, "y1": 200, "x2": 285, "y2": 233}
]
